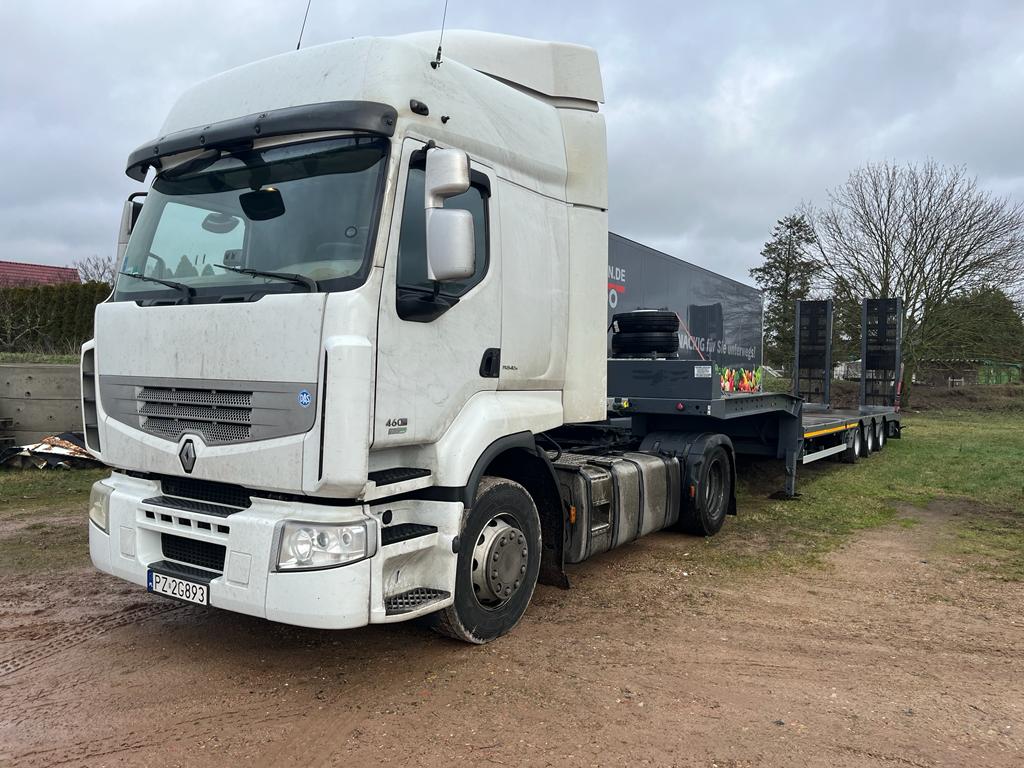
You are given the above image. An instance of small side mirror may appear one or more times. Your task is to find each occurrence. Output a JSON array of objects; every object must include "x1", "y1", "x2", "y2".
[
  {"x1": 424, "y1": 148, "x2": 475, "y2": 282},
  {"x1": 116, "y1": 192, "x2": 146, "y2": 267}
]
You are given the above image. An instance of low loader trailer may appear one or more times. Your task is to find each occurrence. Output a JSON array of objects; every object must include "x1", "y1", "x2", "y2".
[{"x1": 84, "y1": 31, "x2": 902, "y2": 643}]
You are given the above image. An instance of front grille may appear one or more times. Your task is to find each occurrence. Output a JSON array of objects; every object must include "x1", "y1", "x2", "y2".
[
  {"x1": 143, "y1": 418, "x2": 250, "y2": 444},
  {"x1": 137, "y1": 386, "x2": 253, "y2": 445},
  {"x1": 139, "y1": 387, "x2": 252, "y2": 408},
  {"x1": 161, "y1": 533, "x2": 226, "y2": 572},
  {"x1": 161, "y1": 476, "x2": 252, "y2": 508}
]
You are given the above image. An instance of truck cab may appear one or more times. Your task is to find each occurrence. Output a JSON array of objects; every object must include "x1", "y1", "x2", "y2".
[{"x1": 85, "y1": 31, "x2": 610, "y2": 641}]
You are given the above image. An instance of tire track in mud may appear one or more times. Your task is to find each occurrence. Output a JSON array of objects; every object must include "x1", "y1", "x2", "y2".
[
  {"x1": 5, "y1": 706, "x2": 308, "y2": 768},
  {"x1": 0, "y1": 600, "x2": 182, "y2": 678}
]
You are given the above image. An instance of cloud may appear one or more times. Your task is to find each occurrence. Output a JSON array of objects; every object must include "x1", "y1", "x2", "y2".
[{"x1": 2, "y1": 0, "x2": 1022, "y2": 284}]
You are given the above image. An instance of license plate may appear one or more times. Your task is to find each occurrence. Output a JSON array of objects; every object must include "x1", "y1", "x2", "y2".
[{"x1": 147, "y1": 570, "x2": 209, "y2": 605}]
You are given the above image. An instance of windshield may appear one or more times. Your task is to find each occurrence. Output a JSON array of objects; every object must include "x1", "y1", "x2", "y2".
[{"x1": 114, "y1": 135, "x2": 389, "y2": 303}]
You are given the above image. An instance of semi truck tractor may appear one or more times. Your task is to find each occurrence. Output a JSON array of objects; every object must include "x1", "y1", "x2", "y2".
[{"x1": 84, "y1": 31, "x2": 900, "y2": 643}]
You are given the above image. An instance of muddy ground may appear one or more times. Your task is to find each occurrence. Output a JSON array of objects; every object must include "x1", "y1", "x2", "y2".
[{"x1": 0, "y1": 500, "x2": 1021, "y2": 767}]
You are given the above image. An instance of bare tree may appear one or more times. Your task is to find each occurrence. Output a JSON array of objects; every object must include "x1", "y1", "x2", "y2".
[
  {"x1": 72, "y1": 254, "x2": 116, "y2": 285},
  {"x1": 806, "y1": 160, "x2": 1024, "y2": 388}
]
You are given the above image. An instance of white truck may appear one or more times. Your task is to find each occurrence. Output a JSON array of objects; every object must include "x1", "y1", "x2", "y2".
[{"x1": 84, "y1": 31, "x2": 900, "y2": 643}]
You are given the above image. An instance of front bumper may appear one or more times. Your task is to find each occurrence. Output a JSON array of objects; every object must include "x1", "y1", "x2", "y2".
[{"x1": 89, "y1": 472, "x2": 461, "y2": 629}]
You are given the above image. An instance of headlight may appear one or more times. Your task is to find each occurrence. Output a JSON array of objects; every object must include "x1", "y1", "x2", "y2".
[
  {"x1": 88, "y1": 481, "x2": 114, "y2": 533},
  {"x1": 276, "y1": 520, "x2": 376, "y2": 571}
]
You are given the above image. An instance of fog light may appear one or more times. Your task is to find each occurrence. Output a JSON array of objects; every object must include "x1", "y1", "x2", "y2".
[
  {"x1": 89, "y1": 481, "x2": 114, "y2": 533},
  {"x1": 276, "y1": 520, "x2": 376, "y2": 571}
]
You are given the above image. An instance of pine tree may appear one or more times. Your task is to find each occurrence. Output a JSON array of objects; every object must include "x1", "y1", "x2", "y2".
[{"x1": 749, "y1": 214, "x2": 819, "y2": 370}]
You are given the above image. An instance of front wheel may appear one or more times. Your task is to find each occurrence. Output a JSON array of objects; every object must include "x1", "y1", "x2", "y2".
[{"x1": 431, "y1": 476, "x2": 541, "y2": 644}]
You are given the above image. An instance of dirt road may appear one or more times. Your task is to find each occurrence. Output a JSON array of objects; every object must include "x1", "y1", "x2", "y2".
[{"x1": 1, "y1": 501, "x2": 1021, "y2": 767}]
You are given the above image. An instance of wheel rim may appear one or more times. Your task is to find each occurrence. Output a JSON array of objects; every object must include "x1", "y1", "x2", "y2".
[
  {"x1": 471, "y1": 514, "x2": 529, "y2": 610},
  {"x1": 878, "y1": 423, "x2": 886, "y2": 447},
  {"x1": 854, "y1": 429, "x2": 862, "y2": 454},
  {"x1": 704, "y1": 458, "x2": 726, "y2": 520}
]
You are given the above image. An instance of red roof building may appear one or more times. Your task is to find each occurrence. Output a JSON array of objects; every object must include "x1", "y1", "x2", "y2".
[{"x1": 0, "y1": 260, "x2": 80, "y2": 287}]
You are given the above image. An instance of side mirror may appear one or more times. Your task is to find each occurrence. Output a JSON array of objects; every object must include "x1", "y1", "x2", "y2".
[
  {"x1": 424, "y1": 148, "x2": 475, "y2": 282},
  {"x1": 116, "y1": 192, "x2": 146, "y2": 267}
]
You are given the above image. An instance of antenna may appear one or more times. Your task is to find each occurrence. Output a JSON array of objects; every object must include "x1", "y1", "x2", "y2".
[
  {"x1": 296, "y1": 0, "x2": 313, "y2": 51},
  {"x1": 430, "y1": 0, "x2": 450, "y2": 69}
]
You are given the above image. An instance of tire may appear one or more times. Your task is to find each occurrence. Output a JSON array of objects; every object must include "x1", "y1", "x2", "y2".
[
  {"x1": 612, "y1": 309, "x2": 679, "y2": 334},
  {"x1": 611, "y1": 331, "x2": 680, "y2": 355},
  {"x1": 841, "y1": 427, "x2": 861, "y2": 464},
  {"x1": 875, "y1": 420, "x2": 886, "y2": 451},
  {"x1": 860, "y1": 424, "x2": 874, "y2": 457},
  {"x1": 679, "y1": 445, "x2": 732, "y2": 536},
  {"x1": 431, "y1": 477, "x2": 542, "y2": 644}
]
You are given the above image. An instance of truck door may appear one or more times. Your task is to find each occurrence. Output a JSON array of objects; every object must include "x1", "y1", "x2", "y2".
[{"x1": 374, "y1": 139, "x2": 500, "y2": 448}]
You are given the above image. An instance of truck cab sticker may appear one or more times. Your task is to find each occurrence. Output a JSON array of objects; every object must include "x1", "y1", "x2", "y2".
[
  {"x1": 297, "y1": 389, "x2": 312, "y2": 408},
  {"x1": 386, "y1": 417, "x2": 408, "y2": 435}
]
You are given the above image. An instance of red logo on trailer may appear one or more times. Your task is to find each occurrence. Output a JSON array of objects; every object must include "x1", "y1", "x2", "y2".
[{"x1": 608, "y1": 265, "x2": 626, "y2": 308}]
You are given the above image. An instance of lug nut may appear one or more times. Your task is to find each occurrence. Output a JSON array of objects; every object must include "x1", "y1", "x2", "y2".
[
  {"x1": 492, "y1": 571, "x2": 498, "y2": 579},
  {"x1": 520, "y1": 565, "x2": 526, "y2": 574},
  {"x1": 514, "y1": 580, "x2": 520, "y2": 589},
  {"x1": 499, "y1": 538, "x2": 506, "y2": 547},
  {"x1": 504, "y1": 587, "x2": 511, "y2": 596},
  {"x1": 522, "y1": 548, "x2": 528, "y2": 557}
]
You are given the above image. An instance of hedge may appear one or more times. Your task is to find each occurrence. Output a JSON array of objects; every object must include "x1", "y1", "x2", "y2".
[{"x1": 0, "y1": 282, "x2": 112, "y2": 354}]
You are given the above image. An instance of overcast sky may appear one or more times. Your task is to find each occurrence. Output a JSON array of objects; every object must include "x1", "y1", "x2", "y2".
[{"x1": 3, "y1": 0, "x2": 1023, "y2": 283}]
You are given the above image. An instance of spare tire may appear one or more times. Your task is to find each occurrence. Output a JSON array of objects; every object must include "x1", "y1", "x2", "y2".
[
  {"x1": 612, "y1": 309, "x2": 679, "y2": 334},
  {"x1": 611, "y1": 331, "x2": 680, "y2": 356}
]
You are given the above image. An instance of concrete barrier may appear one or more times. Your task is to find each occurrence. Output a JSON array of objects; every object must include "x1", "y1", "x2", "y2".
[{"x1": 0, "y1": 364, "x2": 81, "y2": 445}]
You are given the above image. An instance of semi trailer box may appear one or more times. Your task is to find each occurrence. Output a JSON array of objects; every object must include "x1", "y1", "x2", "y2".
[{"x1": 607, "y1": 233, "x2": 764, "y2": 392}]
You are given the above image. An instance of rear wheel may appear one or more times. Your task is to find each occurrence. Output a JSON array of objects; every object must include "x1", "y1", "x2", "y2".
[
  {"x1": 431, "y1": 477, "x2": 541, "y2": 644},
  {"x1": 861, "y1": 423, "x2": 874, "y2": 457},
  {"x1": 875, "y1": 420, "x2": 886, "y2": 451},
  {"x1": 841, "y1": 427, "x2": 861, "y2": 464},
  {"x1": 680, "y1": 445, "x2": 732, "y2": 536}
]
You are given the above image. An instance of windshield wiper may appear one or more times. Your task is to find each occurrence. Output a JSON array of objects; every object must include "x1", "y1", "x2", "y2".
[
  {"x1": 215, "y1": 264, "x2": 319, "y2": 292},
  {"x1": 118, "y1": 271, "x2": 195, "y2": 304}
]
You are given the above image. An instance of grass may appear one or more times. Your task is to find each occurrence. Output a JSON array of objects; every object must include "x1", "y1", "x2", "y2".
[
  {"x1": 942, "y1": 513, "x2": 1024, "y2": 581},
  {"x1": 0, "y1": 467, "x2": 108, "y2": 572},
  {"x1": 0, "y1": 351, "x2": 79, "y2": 365},
  {"x1": 671, "y1": 410, "x2": 1024, "y2": 579}
]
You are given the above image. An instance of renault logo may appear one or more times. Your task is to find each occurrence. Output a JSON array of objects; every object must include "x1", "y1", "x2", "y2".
[{"x1": 178, "y1": 439, "x2": 197, "y2": 474}]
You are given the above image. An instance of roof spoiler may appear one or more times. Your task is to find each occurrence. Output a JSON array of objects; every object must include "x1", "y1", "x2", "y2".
[{"x1": 124, "y1": 100, "x2": 398, "y2": 181}]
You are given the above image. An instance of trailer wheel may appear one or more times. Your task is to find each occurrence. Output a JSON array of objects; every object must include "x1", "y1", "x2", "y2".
[
  {"x1": 841, "y1": 427, "x2": 861, "y2": 464},
  {"x1": 875, "y1": 420, "x2": 886, "y2": 451},
  {"x1": 431, "y1": 476, "x2": 541, "y2": 644},
  {"x1": 861, "y1": 423, "x2": 874, "y2": 457},
  {"x1": 680, "y1": 446, "x2": 732, "y2": 536}
]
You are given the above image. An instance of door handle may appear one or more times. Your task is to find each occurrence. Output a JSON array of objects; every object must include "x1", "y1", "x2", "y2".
[{"x1": 479, "y1": 348, "x2": 501, "y2": 378}]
